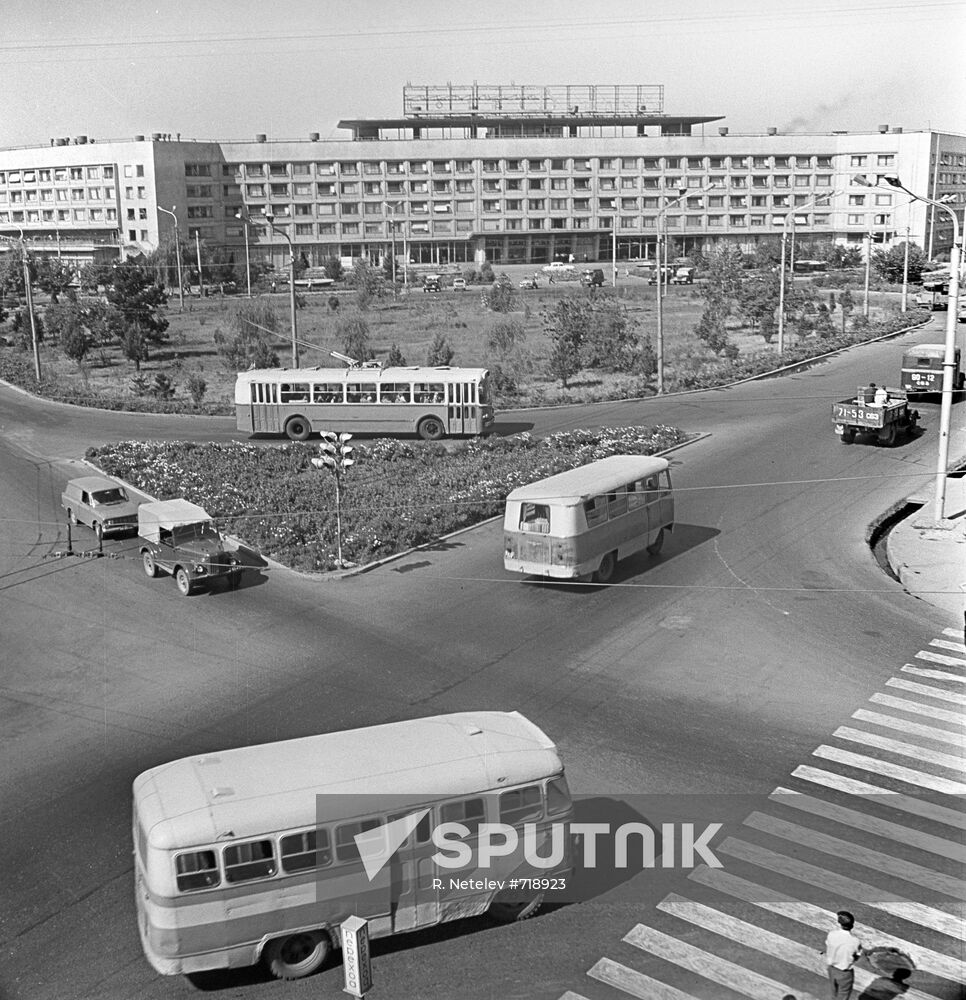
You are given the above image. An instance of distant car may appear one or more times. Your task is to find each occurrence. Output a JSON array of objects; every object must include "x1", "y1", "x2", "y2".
[
  {"x1": 452, "y1": 277, "x2": 467, "y2": 291},
  {"x1": 423, "y1": 274, "x2": 442, "y2": 292},
  {"x1": 959, "y1": 301, "x2": 966, "y2": 323},
  {"x1": 542, "y1": 261, "x2": 575, "y2": 275},
  {"x1": 670, "y1": 267, "x2": 695, "y2": 285},
  {"x1": 61, "y1": 475, "x2": 140, "y2": 539},
  {"x1": 519, "y1": 275, "x2": 540, "y2": 289},
  {"x1": 581, "y1": 268, "x2": 605, "y2": 287}
]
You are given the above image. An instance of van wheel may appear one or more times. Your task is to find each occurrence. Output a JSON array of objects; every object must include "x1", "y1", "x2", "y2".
[
  {"x1": 142, "y1": 552, "x2": 157, "y2": 578},
  {"x1": 489, "y1": 893, "x2": 544, "y2": 924},
  {"x1": 594, "y1": 552, "x2": 616, "y2": 583},
  {"x1": 264, "y1": 931, "x2": 331, "y2": 980},
  {"x1": 175, "y1": 567, "x2": 193, "y2": 596},
  {"x1": 646, "y1": 528, "x2": 665, "y2": 556},
  {"x1": 418, "y1": 416, "x2": 445, "y2": 441},
  {"x1": 285, "y1": 416, "x2": 311, "y2": 442}
]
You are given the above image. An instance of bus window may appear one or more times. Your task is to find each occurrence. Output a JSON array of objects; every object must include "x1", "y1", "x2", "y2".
[
  {"x1": 546, "y1": 776, "x2": 572, "y2": 816},
  {"x1": 499, "y1": 785, "x2": 543, "y2": 825},
  {"x1": 312, "y1": 382, "x2": 344, "y2": 403},
  {"x1": 520, "y1": 503, "x2": 550, "y2": 533},
  {"x1": 380, "y1": 383, "x2": 412, "y2": 403},
  {"x1": 607, "y1": 489, "x2": 628, "y2": 518},
  {"x1": 388, "y1": 810, "x2": 432, "y2": 844},
  {"x1": 224, "y1": 840, "x2": 276, "y2": 883},
  {"x1": 584, "y1": 496, "x2": 607, "y2": 528},
  {"x1": 440, "y1": 797, "x2": 485, "y2": 834},
  {"x1": 346, "y1": 383, "x2": 378, "y2": 404},
  {"x1": 280, "y1": 828, "x2": 332, "y2": 872},
  {"x1": 414, "y1": 382, "x2": 445, "y2": 403},
  {"x1": 335, "y1": 817, "x2": 383, "y2": 862},
  {"x1": 280, "y1": 383, "x2": 310, "y2": 403},
  {"x1": 175, "y1": 850, "x2": 220, "y2": 892}
]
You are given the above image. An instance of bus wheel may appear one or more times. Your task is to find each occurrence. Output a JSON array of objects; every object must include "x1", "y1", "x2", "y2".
[
  {"x1": 646, "y1": 528, "x2": 665, "y2": 556},
  {"x1": 594, "y1": 552, "x2": 616, "y2": 583},
  {"x1": 417, "y1": 416, "x2": 445, "y2": 441},
  {"x1": 285, "y1": 417, "x2": 311, "y2": 441},
  {"x1": 489, "y1": 892, "x2": 544, "y2": 923},
  {"x1": 265, "y1": 930, "x2": 331, "y2": 980}
]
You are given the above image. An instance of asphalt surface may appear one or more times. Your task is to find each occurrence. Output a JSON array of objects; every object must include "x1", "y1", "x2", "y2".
[{"x1": 0, "y1": 314, "x2": 960, "y2": 999}]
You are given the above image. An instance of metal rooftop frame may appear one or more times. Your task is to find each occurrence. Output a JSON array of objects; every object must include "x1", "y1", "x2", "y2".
[{"x1": 403, "y1": 84, "x2": 665, "y2": 118}]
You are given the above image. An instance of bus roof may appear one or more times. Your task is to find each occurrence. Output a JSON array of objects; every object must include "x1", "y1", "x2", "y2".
[
  {"x1": 507, "y1": 455, "x2": 670, "y2": 506},
  {"x1": 133, "y1": 711, "x2": 562, "y2": 849},
  {"x1": 902, "y1": 344, "x2": 947, "y2": 360}
]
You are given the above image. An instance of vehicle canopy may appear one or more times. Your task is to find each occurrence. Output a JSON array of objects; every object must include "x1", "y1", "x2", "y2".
[
  {"x1": 138, "y1": 499, "x2": 212, "y2": 542},
  {"x1": 507, "y1": 455, "x2": 670, "y2": 509},
  {"x1": 902, "y1": 344, "x2": 947, "y2": 363}
]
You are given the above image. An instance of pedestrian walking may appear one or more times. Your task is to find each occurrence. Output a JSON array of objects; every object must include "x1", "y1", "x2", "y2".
[{"x1": 820, "y1": 910, "x2": 866, "y2": 999}]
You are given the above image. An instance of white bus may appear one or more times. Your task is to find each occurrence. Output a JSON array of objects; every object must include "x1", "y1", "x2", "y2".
[
  {"x1": 234, "y1": 364, "x2": 494, "y2": 441},
  {"x1": 503, "y1": 455, "x2": 673, "y2": 583},
  {"x1": 133, "y1": 711, "x2": 574, "y2": 980}
]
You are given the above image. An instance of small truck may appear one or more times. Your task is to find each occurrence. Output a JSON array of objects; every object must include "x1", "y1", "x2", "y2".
[
  {"x1": 138, "y1": 499, "x2": 242, "y2": 596},
  {"x1": 832, "y1": 386, "x2": 920, "y2": 446}
]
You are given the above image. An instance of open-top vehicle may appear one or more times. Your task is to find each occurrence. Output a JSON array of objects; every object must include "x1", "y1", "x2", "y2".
[
  {"x1": 832, "y1": 386, "x2": 919, "y2": 446},
  {"x1": 138, "y1": 499, "x2": 242, "y2": 596}
]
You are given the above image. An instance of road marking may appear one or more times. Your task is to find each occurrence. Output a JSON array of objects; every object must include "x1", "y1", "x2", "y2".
[
  {"x1": 587, "y1": 958, "x2": 700, "y2": 1000},
  {"x1": 901, "y1": 664, "x2": 966, "y2": 684},
  {"x1": 931, "y1": 638, "x2": 966, "y2": 655},
  {"x1": 851, "y1": 708, "x2": 966, "y2": 747},
  {"x1": 833, "y1": 726, "x2": 966, "y2": 770},
  {"x1": 558, "y1": 993, "x2": 594, "y2": 1000},
  {"x1": 790, "y1": 764, "x2": 966, "y2": 829},
  {"x1": 940, "y1": 627, "x2": 965, "y2": 647},
  {"x1": 918, "y1": 649, "x2": 966, "y2": 668},
  {"x1": 658, "y1": 895, "x2": 942, "y2": 1000},
  {"x1": 687, "y1": 865, "x2": 966, "y2": 984},
  {"x1": 623, "y1": 922, "x2": 823, "y2": 1000},
  {"x1": 769, "y1": 786, "x2": 966, "y2": 861},
  {"x1": 886, "y1": 677, "x2": 966, "y2": 705},
  {"x1": 869, "y1": 692, "x2": 966, "y2": 727},
  {"x1": 744, "y1": 811, "x2": 966, "y2": 898},
  {"x1": 812, "y1": 745, "x2": 966, "y2": 795},
  {"x1": 720, "y1": 837, "x2": 965, "y2": 939}
]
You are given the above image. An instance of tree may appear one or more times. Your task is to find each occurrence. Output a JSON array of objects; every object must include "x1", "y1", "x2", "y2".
[
  {"x1": 11, "y1": 308, "x2": 45, "y2": 351},
  {"x1": 813, "y1": 303, "x2": 835, "y2": 340},
  {"x1": 45, "y1": 302, "x2": 91, "y2": 364},
  {"x1": 839, "y1": 286, "x2": 855, "y2": 334},
  {"x1": 78, "y1": 262, "x2": 114, "y2": 293},
  {"x1": 322, "y1": 256, "x2": 344, "y2": 281},
  {"x1": 385, "y1": 343, "x2": 407, "y2": 366},
  {"x1": 336, "y1": 314, "x2": 374, "y2": 362},
  {"x1": 694, "y1": 302, "x2": 731, "y2": 355},
  {"x1": 426, "y1": 332, "x2": 455, "y2": 366},
  {"x1": 701, "y1": 242, "x2": 744, "y2": 307},
  {"x1": 485, "y1": 273, "x2": 516, "y2": 313},
  {"x1": 484, "y1": 318, "x2": 530, "y2": 393},
  {"x1": 737, "y1": 271, "x2": 780, "y2": 342},
  {"x1": 213, "y1": 300, "x2": 282, "y2": 370},
  {"x1": 753, "y1": 239, "x2": 783, "y2": 270},
  {"x1": 106, "y1": 263, "x2": 169, "y2": 345},
  {"x1": 543, "y1": 299, "x2": 588, "y2": 387},
  {"x1": 826, "y1": 244, "x2": 863, "y2": 269},
  {"x1": 871, "y1": 242, "x2": 927, "y2": 285},
  {"x1": 33, "y1": 258, "x2": 75, "y2": 302},
  {"x1": 121, "y1": 323, "x2": 149, "y2": 371},
  {"x1": 346, "y1": 259, "x2": 382, "y2": 311},
  {"x1": 0, "y1": 252, "x2": 25, "y2": 298},
  {"x1": 583, "y1": 298, "x2": 640, "y2": 372},
  {"x1": 185, "y1": 372, "x2": 207, "y2": 405}
]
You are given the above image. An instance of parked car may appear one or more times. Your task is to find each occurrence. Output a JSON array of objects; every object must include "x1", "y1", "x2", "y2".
[
  {"x1": 423, "y1": 274, "x2": 442, "y2": 292},
  {"x1": 138, "y1": 499, "x2": 242, "y2": 597},
  {"x1": 452, "y1": 277, "x2": 467, "y2": 291},
  {"x1": 519, "y1": 275, "x2": 540, "y2": 289},
  {"x1": 669, "y1": 267, "x2": 695, "y2": 285},
  {"x1": 542, "y1": 261, "x2": 575, "y2": 275},
  {"x1": 581, "y1": 268, "x2": 605, "y2": 287},
  {"x1": 61, "y1": 475, "x2": 140, "y2": 539}
]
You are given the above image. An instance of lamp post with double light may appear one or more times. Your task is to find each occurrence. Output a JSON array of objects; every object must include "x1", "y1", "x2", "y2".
[
  {"x1": 655, "y1": 187, "x2": 689, "y2": 394},
  {"x1": 262, "y1": 210, "x2": 299, "y2": 368},
  {"x1": 234, "y1": 212, "x2": 252, "y2": 297},
  {"x1": 384, "y1": 202, "x2": 400, "y2": 296},
  {"x1": 867, "y1": 175, "x2": 962, "y2": 522},
  {"x1": 157, "y1": 205, "x2": 184, "y2": 312}
]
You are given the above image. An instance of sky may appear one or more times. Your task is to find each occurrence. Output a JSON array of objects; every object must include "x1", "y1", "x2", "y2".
[{"x1": 2, "y1": 0, "x2": 964, "y2": 148}]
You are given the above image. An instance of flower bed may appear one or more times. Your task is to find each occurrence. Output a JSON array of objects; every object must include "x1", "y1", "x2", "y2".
[{"x1": 87, "y1": 425, "x2": 690, "y2": 572}]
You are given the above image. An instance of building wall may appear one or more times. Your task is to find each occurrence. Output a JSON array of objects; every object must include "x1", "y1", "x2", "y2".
[{"x1": 1, "y1": 127, "x2": 963, "y2": 268}]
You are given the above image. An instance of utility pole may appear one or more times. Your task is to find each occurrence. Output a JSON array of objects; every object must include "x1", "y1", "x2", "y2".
[
  {"x1": 901, "y1": 227, "x2": 910, "y2": 313},
  {"x1": 22, "y1": 242, "x2": 41, "y2": 380},
  {"x1": 157, "y1": 206, "x2": 184, "y2": 312},
  {"x1": 195, "y1": 231, "x2": 204, "y2": 298}
]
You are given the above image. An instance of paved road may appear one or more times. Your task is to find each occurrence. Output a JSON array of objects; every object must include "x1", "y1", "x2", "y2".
[{"x1": 0, "y1": 316, "x2": 959, "y2": 999}]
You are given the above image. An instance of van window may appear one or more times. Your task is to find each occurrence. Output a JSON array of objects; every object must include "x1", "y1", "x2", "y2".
[
  {"x1": 440, "y1": 797, "x2": 485, "y2": 834},
  {"x1": 607, "y1": 489, "x2": 628, "y2": 518},
  {"x1": 176, "y1": 849, "x2": 220, "y2": 892},
  {"x1": 520, "y1": 503, "x2": 550, "y2": 533},
  {"x1": 584, "y1": 496, "x2": 607, "y2": 528},
  {"x1": 546, "y1": 776, "x2": 572, "y2": 816},
  {"x1": 224, "y1": 840, "x2": 276, "y2": 883},
  {"x1": 281, "y1": 828, "x2": 332, "y2": 872},
  {"x1": 499, "y1": 785, "x2": 543, "y2": 825}
]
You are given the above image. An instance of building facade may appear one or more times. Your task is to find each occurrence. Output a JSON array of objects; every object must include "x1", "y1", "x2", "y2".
[{"x1": 0, "y1": 86, "x2": 963, "y2": 270}]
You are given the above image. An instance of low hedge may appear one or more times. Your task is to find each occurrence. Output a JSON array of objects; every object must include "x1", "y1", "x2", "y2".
[{"x1": 88, "y1": 425, "x2": 690, "y2": 572}]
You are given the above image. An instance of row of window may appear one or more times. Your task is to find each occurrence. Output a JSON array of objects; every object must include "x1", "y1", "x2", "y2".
[
  {"x1": 267, "y1": 380, "x2": 458, "y2": 405},
  {"x1": 163, "y1": 780, "x2": 567, "y2": 893},
  {"x1": 0, "y1": 164, "x2": 144, "y2": 185},
  {"x1": 0, "y1": 208, "x2": 118, "y2": 223},
  {"x1": 0, "y1": 187, "x2": 116, "y2": 203}
]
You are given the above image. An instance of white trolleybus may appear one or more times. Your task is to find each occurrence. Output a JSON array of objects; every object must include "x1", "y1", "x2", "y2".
[
  {"x1": 504, "y1": 455, "x2": 674, "y2": 583},
  {"x1": 234, "y1": 359, "x2": 494, "y2": 441},
  {"x1": 133, "y1": 711, "x2": 574, "y2": 980}
]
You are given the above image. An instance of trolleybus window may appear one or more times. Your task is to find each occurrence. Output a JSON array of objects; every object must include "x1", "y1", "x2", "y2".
[
  {"x1": 346, "y1": 382, "x2": 378, "y2": 403},
  {"x1": 175, "y1": 850, "x2": 219, "y2": 892},
  {"x1": 224, "y1": 840, "x2": 276, "y2": 883},
  {"x1": 312, "y1": 382, "x2": 343, "y2": 403},
  {"x1": 280, "y1": 829, "x2": 332, "y2": 872},
  {"x1": 380, "y1": 383, "x2": 412, "y2": 403},
  {"x1": 414, "y1": 382, "x2": 445, "y2": 403},
  {"x1": 280, "y1": 383, "x2": 310, "y2": 403}
]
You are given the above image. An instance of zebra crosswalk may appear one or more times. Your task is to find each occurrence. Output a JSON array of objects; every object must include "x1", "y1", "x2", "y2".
[{"x1": 563, "y1": 628, "x2": 966, "y2": 1000}]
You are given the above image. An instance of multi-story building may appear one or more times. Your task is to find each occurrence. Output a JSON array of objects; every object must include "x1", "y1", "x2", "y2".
[{"x1": 0, "y1": 84, "x2": 963, "y2": 270}]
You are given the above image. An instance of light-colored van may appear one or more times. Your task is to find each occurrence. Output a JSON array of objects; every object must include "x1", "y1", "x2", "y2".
[{"x1": 61, "y1": 475, "x2": 140, "y2": 538}]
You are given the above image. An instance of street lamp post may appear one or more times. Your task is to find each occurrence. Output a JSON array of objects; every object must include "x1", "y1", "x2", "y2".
[
  {"x1": 863, "y1": 226, "x2": 873, "y2": 318},
  {"x1": 901, "y1": 226, "x2": 910, "y2": 313},
  {"x1": 655, "y1": 188, "x2": 689, "y2": 395},
  {"x1": 385, "y1": 202, "x2": 399, "y2": 296},
  {"x1": 877, "y1": 176, "x2": 962, "y2": 522},
  {"x1": 235, "y1": 212, "x2": 252, "y2": 297},
  {"x1": 157, "y1": 206, "x2": 184, "y2": 312},
  {"x1": 263, "y1": 211, "x2": 299, "y2": 368}
]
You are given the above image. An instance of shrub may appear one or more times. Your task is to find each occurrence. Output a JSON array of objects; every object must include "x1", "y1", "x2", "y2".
[{"x1": 185, "y1": 372, "x2": 207, "y2": 405}]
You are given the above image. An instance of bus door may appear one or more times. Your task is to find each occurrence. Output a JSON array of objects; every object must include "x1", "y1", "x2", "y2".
[
  {"x1": 644, "y1": 471, "x2": 673, "y2": 538},
  {"x1": 388, "y1": 810, "x2": 438, "y2": 932},
  {"x1": 448, "y1": 382, "x2": 474, "y2": 435},
  {"x1": 250, "y1": 382, "x2": 280, "y2": 433}
]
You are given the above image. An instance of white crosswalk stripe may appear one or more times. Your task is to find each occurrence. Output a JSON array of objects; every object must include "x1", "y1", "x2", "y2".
[{"x1": 564, "y1": 638, "x2": 966, "y2": 1000}]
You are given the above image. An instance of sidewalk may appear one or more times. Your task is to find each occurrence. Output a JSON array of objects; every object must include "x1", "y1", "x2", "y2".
[{"x1": 886, "y1": 419, "x2": 966, "y2": 621}]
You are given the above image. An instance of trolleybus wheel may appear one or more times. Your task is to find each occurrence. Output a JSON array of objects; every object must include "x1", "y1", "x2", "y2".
[
  {"x1": 489, "y1": 892, "x2": 545, "y2": 924},
  {"x1": 594, "y1": 551, "x2": 616, "y2": 583},
  {"x1": 264, "y1": 930, "x2": 331, "y2": 980},
  {"x1": 284, "y1": 417, "x2": 311, "y2": 442},
  {"x1": 646, "y1": 527, "x2": 665, "y2": 556},
  {"x1": 417, "y1": 416, "x2": 445, "y2": 441}
]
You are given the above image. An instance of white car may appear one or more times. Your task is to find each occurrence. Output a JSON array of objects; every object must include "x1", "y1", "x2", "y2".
[{"x1": 542, "y1": 261, "x2": 576, "y2": 274}]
